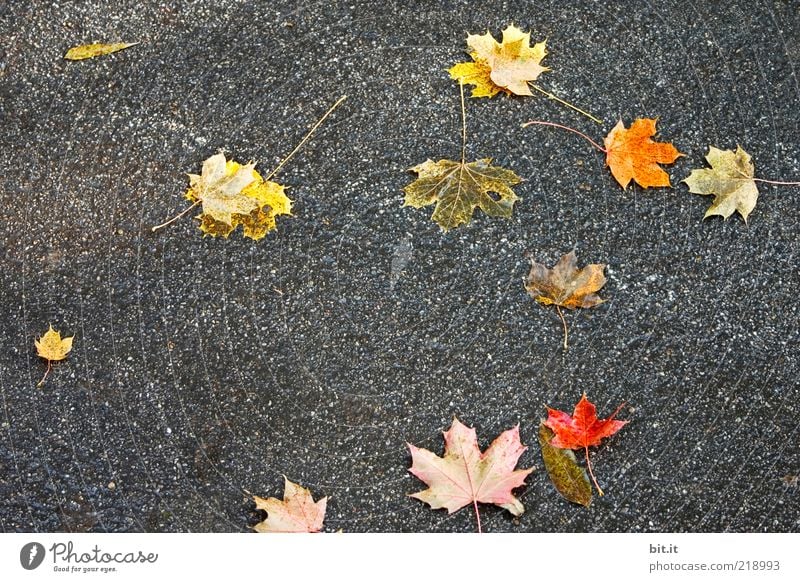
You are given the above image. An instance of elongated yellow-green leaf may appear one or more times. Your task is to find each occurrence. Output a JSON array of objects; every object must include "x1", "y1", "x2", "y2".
[
  {"x1": 64, "y1": 42, "x2": 139, "y2": 61},
  {"x1": 538, "y1": 422, "x2": 592, "y2": 507}
]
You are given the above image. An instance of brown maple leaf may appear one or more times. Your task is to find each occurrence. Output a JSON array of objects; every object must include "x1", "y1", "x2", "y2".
[
  {"x1": 253, "y1": 477, "x2": 327, "y2": 533},
  {"x1": 545, "y1": 393, "x2": 628, "y2": 495},
  {"x1": 525, "y1": 250, "x2": 607, "y2": 349},
  {"x1": 604, "y1": 118, "x2": 683, "y2": 188},
  {"x1": 407, "y1": 417, "x2": 533, "y2": 533},
  {"x1": 35, "y1": 324, "x2": 74, "y2": 387}
]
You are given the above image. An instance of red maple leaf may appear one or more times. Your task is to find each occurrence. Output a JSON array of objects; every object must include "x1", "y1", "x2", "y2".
[{"x1": 545, "y1": 393, "x2": 628, "y2": 495}]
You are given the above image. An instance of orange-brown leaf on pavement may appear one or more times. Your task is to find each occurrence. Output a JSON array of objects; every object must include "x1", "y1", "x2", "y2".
[{"x1": 604, "y1": 118, "x2": 683, "y2": 189}]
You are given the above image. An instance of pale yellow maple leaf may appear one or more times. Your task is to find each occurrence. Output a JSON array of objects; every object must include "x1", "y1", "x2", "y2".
[
  {"x1": 683, "y1": 145, "x2": 759, "y2": 222},
  {"x1": 186, "y1": 152, "x2": 292, "y2": 240},
  {"x1": 449, "y1": 25, "x2": 548, "y2": 97}
]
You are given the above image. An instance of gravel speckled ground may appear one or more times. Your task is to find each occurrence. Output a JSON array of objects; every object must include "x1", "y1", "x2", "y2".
[{"x1": 1, "y1": 0, "x2": 798, "y2": 533}]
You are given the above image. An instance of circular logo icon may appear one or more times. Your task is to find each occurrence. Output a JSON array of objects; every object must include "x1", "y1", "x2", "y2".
[{"x1": 20, "y1": 542, "x2": 46, "y2": 570}]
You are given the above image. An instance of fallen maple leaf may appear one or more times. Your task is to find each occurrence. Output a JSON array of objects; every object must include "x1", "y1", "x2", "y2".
[
  {"x1": 403, "y1": 158, "x2": 521, "y2": 231},
  {"x1": 187, "y1": 153, "x2": 292, "y2": 240},
  {"x1": 35, "y1": 324, "x2": 73, "y2": 386},
  {"x1": 682, "y1": 145, "x2": 758, "y2": 222},
  {"x1": 152, "y1": 96, "x2": 346, "y2": 238},
  {"x1": 545, "y1": 393, "x2": 627, "y2": 495},
  {"x1": 407, "y1": 417, "x2": 533, "y2": 532},
  {"x1": 525, "y1": 250, "x2": 607, "y2": 349},
  {"x1": 538, "y1": 422, "x2": 592, "y2": 507},
  {"x1": 253, "y1": 476, "x2": 327, "y2": 533},
  {"x1": 604, "y1": 118, "x2": 683, "y2": 188},
  {"x1": 64, "y1": 42, "x2": 139, "y2": 60},
  {"x1": 449, "y1": 25, "x2": 548, "y2": 98}
]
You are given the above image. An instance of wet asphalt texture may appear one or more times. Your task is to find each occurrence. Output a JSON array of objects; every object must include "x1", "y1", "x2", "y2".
[{"x1": 1, "y1": 0, "x2": 798, "y2": 533}]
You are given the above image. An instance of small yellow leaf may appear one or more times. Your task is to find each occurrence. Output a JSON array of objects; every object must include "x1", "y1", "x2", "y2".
[
  {"x1": 35, "y1": 325, "x2": 73, "y2": 362},
  {"x1": 64, "y1": 42, "x2": 139, "y2": 61},
  {"x1": 35, "y1": 325, "x2": 73, "y2": 386}
]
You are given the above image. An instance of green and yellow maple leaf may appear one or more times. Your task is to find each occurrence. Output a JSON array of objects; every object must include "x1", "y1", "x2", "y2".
[
  {"x1": 186, "y1": 152, "x2": 292, "y2": 240},
  {"x1": 449, "y1": 25, "x2": 549, "y2": 98},
  {"x1": 403, "y1": 158, "x2": 521, "y2": 231},
  {"x1": 682, "y1": 145, "x2": 758, "y2": 222}
]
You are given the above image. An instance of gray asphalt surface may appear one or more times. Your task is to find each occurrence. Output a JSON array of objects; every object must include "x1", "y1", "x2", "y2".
[{"x1": 1, "y1": 0, "x2": 798, "y2": 532}]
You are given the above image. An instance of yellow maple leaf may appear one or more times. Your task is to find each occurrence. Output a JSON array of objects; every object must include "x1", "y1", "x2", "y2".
[
  {"x1": 64, "y1": 42, "x2": 139, "y2": 60},
  {"x1": 35, "y1": 325, "x2": 73, "y2": 386},
  {"x1": 449, "y1": 25, "x2": 548, "y2": 98},
  {"x1": 185, "y1": 153, "x2": 292, "y2": 240}
]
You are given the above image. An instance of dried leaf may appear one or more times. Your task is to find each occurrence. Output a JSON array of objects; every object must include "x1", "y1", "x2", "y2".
[
  {"x1": 604, "y1": 118, "x2": 683, "y2": 188},
  {"x1": 35, "y1": 324, "x2": 73, "y2": 386},
  {"x1": 449, "y1": 25, "x2": 548, "y2": 97},
  {"x1": 64, "y1": 42, "x2": 139, "y2": 60},
  {"x1": 525, "y1": 251, "x2": 607, "y2": 349},
  {"x1": 407, "y1": 417, "x2": 533, "y2": 531},
  {"x1": 682, "y1": 145, "x2": 758, "y2": 222},
  {"x1": 538, "y1": 422, "x2": 592, "y2": 507},
  {"x1": 253, "y1": 477, "x2": 327, "y2": 533},
  {"x1": 186, "y1": 152, "x2": 292, "y2": 240},
  {"x1": 403, "y1": 158, "x2": 521, "y2": 231},
  {"x1": 545, "y1": 393, "x2": 628, "y2": 495},
  {"x1": 525, "y1": 251, "x2": 606, "y2": 310}
]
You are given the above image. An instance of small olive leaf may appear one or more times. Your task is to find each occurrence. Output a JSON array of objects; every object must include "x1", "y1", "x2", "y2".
[
  {"x1": 538, "y1": 422, "x2": 592, "y2": 507},
  {"x1": 682, "y1": 145, "x2": 759, "y2": 222},
  {"x1": 403, "y1": 158, "x2": 521, "y2": 231}
]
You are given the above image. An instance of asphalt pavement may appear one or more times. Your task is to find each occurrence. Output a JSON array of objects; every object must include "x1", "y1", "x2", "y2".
[{"x1": 1, "y1": 0, "x2": 798, "y2": 532}]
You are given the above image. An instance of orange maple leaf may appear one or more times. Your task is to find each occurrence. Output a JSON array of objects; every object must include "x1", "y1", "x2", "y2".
[{"x1": 604, "y1": 118, "x2": 683, "y2": 189}]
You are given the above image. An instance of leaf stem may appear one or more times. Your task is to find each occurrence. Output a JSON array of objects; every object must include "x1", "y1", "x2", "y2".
[
  {"x1": 522, "y1": 120, "x2": 607, "y2": 153},
  {"x1": 473, "y1": 498, "x2": 482, "y2": 534},
  {"x1": 263, "y1": 95, "x2": 348, "y2": 182},
  {"x1": 151, "y1": 199, "x2": 202, "y2": 233},
  {"x1": 750, "y1": 177, "x2": 800, "y2": 186},
  {"x1": 585, "y1": 446, "x2": 604, "y2": 496},
  {"x1": 530, "y1": 84, "x2": 603, "y2": 124},
  {"x1": 556, "y1": 305, "x2": 568, "y2": 350},
  {"x1": 459, "y1": 82, "x2": 468, "y2": 165},
  {"x1": 37, "y1": 360, "x2": 51, "y2": 387}
]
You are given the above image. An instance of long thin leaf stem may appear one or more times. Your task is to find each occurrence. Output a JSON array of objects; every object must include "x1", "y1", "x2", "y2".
[
  {"x1": 459, "y1": 82, "x2": 468, "y2": 165},
  {"x1": 750, "y1": 177, "x2": 800, "y2": 186},
  {"x1": 264, "y1": 95, "x2": 348, "y2": 182},
  {"x1": 530, "y1": 84, "x2": 603, "y2": 124},
  {"x1": 473, "y1": 499, "x2": 482, "y2": 534},
  {"x1": 522, "y1": 120, "x2": 607, "y2": 153},
  {"x1": 151, "y1": 199, "x2": 201, "y2": 233},
  {"x1": 585, "y1": 447, "x2": 604, "y2": 496},
  {"x1": 556, "y1": 305, "x2": 568, "y2": 350}
]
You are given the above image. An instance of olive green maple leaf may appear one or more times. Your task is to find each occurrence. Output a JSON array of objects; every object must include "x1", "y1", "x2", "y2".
[{"x1": 403, "y1": 158, "x2": 521, "y2": 231}]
